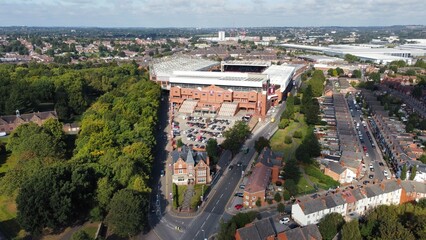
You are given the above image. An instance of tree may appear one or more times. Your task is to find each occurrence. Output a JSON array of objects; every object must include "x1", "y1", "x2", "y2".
[
  {"x1": 284, "y1": 179, "x2": 298, "y2": 196},
  {"x1": 369, "y1": 72, "x2": 381, "y2": 83},
  {"x1": 293, "y1": 130, "x2": 303, "y2": 138},
  {"x1": 282, "y1": 94, "x2": 295, "y2": 119},
  {"x1": 274, "y1": 192, "x2": 282, "y2": 202},
  {"x1": 282, "y1": 160, "x2": 301, "y2": 181},
  {"x1": 409, "y1": 165, "x2": 417, "y2": 180},
  {"x1": 318, "y1": 213, "x2": 345, "y2": 240},
  {"x1": 176, "y1": 138, "x2": 184, "y2": 148},
  {"x1": 345, "y1": 54, "x2": 359, "y2": 63},
  {"x1": 106, "y1": 189, "x2": 148, "y2": 237},
  {"x1": 71, "y1": 230, "x2": 92, "y2": 240},
  {"x1": 336, "y1": 67, "x2": 344, "y2": 76},
  {"x1": 255, "y1": 198, "x2": 261, "y2": 207},
  {"x1": 254, "y1": 137, "x2": 270, "y2": 153},
  {"x1": 222, "y1": 121, "x2": 250, "y2": 155},
  {"x1": 278, "y1": 118, "x2": 290, "y2": 129},
  {"x1": 401, "y1": 164, "x2": 407, "y2": 180},
  {"x1": 277, "y1": 203, "x2": 285, "y2": 213},
  {"x1": 352, "y1": 69, "x2": 362, "y2": 78},
  {"x1": 206, "y1": 138, "x2": 219, "y2": 165},
  {"x1": 284, "y1": 136, "x2": 293, "y2": 144},
  {"x1": 419, "y1": 155, "x2": 426, "y2": 164},
  {"x1": 16, "y1": 166, "x2": 97, "y2": 234},
  {"x1": 341, "y1": 220, "x2": 362, "y2": 240}
]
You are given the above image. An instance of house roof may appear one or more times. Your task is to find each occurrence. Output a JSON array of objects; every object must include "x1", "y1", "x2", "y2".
[
  {"x1": 282, "y1": 225, "x2": 322, "y2": 240},
  {"x1": 236, "y1": 218, "x2": 276, "y2": 240},
  {"x1": 0, "y1": 111, "x2": 57, "y2": 125},
  {"x1": 171, "y1": 145, "x2": 207, "y2": 164},
  {"x1": 245, "y1": 162, "x2": 272, "y2": 194},
  {"x1": 327, "y1": 161, "x2": 345, "y2": 175}
]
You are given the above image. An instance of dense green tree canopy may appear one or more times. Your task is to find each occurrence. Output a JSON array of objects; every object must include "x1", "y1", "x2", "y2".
[
  {"x1": 318, "y1": 213, "x2": 345, "y2": 240},
  {"x1": 105, "y1": 189, "x2": 148, "y2": 237},
  {"x1": 254, "y1": 137, "x2": 270, "y2": 153},
  {"x1": 221, "y1": 121, "x2": 250, "y2": 155},
  {"x1": 16, "y1": 165, "x2": 97, "y2": 234}
]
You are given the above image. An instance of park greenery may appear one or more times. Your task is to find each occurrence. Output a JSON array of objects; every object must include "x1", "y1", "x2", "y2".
[{"x1": 0, "y1": 62, "x2": 160, "y2": 237}]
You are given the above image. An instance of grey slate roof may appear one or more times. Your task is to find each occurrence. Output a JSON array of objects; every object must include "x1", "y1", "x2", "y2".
[
  {"x1": 327, "y1": 161, "x2": 345, "y2": 174},
  {"x1": 254, "y1": 218, "x2": 276, "y2": 239},
  {"x1": 171, "y1": 145, "x2": 207, "y2": 164}
]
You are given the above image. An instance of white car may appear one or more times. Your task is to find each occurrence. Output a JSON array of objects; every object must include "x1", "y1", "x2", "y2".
[
  {"x1": 279, "y1": 217, "x2": 290, "y2": 224},
  {"x1": 383, "y1": 170, "x2": 388, "y2": 177},
  {"x1": 365, "y1": 153, "x2": 369, "y2": 157}
]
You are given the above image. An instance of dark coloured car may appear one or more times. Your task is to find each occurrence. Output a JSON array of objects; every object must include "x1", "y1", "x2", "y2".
[
  {"x1": 234, "y1": 192, "x2": 244, "y2": 197},
  {"x1": 379, "y1": 162, "x2": 384, "y2": 167},
  {"x1": 369, "y1": 174, "x2": 374, "y2": 179},
  {"x1": 363, "y1": 180, "x2": 370, "y2": 185}
]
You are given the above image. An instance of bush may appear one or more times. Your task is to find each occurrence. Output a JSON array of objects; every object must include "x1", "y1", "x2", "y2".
[
  {"x1": 267, "y1": 199, "x2": 273, "y2": 204},
  {"x1": 274, "y1": 192, "x2": 282, "y2": 202},
  {"x1": 293, "y1": 131, "x2": 303, "y2": 138},
  {"x1": 279, "y1": 119, "x2": 290, "y2": 129},
  {"x1": 284, "y1": 136, "x2": 293, "y2": 144},
  {"x1": 277, "y1": 203, "x2": 285, "y2": 213},
  {"x1": 283, "y1": 190, "x2": 291, "y2": 201}
]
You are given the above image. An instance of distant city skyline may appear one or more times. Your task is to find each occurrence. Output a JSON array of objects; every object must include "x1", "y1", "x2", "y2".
[{"x1": 0, "y1": 0, "x2": 425, "y2": 28}]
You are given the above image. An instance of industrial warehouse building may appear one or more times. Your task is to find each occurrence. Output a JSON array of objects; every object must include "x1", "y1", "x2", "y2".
[{"x1": 150, "y1": 56, "x2": 295, "y2": 117}]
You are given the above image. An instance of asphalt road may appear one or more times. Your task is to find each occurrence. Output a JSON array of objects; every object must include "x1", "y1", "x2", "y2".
[
  {"x1": 179, "y1": 92, "x2": 288, "y2": 240},
  {"x1": 347, "y1": 95, "x2": 389, "y2": 183}
]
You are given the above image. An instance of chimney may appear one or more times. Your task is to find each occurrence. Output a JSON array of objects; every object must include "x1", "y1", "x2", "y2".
[{"x1": 206, "y1": 154, "x2": 210, "y2": 166}]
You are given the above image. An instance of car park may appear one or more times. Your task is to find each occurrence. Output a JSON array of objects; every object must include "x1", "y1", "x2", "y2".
[{"x1": 279, "y1": 217, "x2": 290, "y2": 224}]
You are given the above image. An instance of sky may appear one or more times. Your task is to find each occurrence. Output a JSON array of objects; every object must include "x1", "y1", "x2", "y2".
[{"x1": 0, "y1": 0, "x2": 425, "y2": 28}]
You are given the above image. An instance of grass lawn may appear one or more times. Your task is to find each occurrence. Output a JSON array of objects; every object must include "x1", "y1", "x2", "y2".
[
  {"x1": 0, "y1": 195, "x2": 25, "y2": 239},
  {"x1": 303, "y1": 165, "x2": 340, "y2": 190},
  {"x1": 270, "y1": 113, "x2": 309, "y2": 161},
  {"x1": 173, "y1": 184, "x2": 187, "y2": 209},
  {"x1": 296, "y1": 177, "x2": 315, "y2": 195},
  {"x1": 80, "y1": 222, "x2": 99, "y2": 238},
  {"x1": 191, "y1": 184, "x2": 208, "y2": 209}
]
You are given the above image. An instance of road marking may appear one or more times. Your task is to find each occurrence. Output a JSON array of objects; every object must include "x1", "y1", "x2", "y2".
[
  {"x1": 201, "y1": 221, "x2": 206, "y2": 228},
  {"x1": 206, "y1": 214, "x2": 210, "y2": 220},
  {"x1": 220, "y1": 193, "x2": 224, "y2": 198}
]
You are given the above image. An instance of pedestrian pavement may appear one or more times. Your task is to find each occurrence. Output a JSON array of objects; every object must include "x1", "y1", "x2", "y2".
[{"x1": 181, "y1": 184, "x2": 195, "y2": 212}]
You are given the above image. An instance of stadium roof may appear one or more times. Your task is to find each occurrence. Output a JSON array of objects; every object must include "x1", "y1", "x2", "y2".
[
  {"x1": 262, "y1": 65, "x2": 295, "y2": 89},
  {"x1": 222, "y1": 60, "x2": 271, "y2": 67},
  {"x1": 150, "y1": 56, "x2": 218, "y2": 78},
  {"x1": 169, "y1": 71, "x2": 268, "y2": 88}
]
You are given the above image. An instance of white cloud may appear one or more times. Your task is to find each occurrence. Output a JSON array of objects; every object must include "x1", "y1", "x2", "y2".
[{"x1": 0, "y1": 0, "x2": 424, "y2": 27}]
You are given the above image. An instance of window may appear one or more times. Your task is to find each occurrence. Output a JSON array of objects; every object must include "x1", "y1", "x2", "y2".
[
  {"x1": 198, "y1": 170, "x2": 206, "y2": 176},
  {"x1": 198, "y1": 178, "x2": 206, "y2": 183},
  {"x1": 202, "y1": 93, "x2": 206, "y2": 96},
  {"x1": 178, "y1": 169, "x2": 183, "y2": 174},
  {"x1": 178, "y1": 177, "x2": 185, "y2": 181}
]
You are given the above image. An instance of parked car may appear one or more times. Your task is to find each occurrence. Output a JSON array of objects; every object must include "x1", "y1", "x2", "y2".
[
  {"x1": 279, "y1": 217, "x2": 290, "y2": 224},
  {"x1": 234, "y1": 204, "x2": 243, "y2": 210},
  {"x1": 234, "y1": 192, "x2": 244, "y2": 197},
  {"x1": 239, "y1": 184, "x2": 245, "y2": 189},
  {"x1": 160, "y1": 170, "x2": 165, "y2": 177},
  {"x1": 369, "y1": 174, "x2": 374, "y2": 179}
]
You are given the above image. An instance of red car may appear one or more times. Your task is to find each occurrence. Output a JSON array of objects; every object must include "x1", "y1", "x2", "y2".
[
  {"x1": 234, "y1": 204, "x2": 243, "y2": 210},
  {"x1": 363, "y1": 146, "x2": 367, "y2": 152}
]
